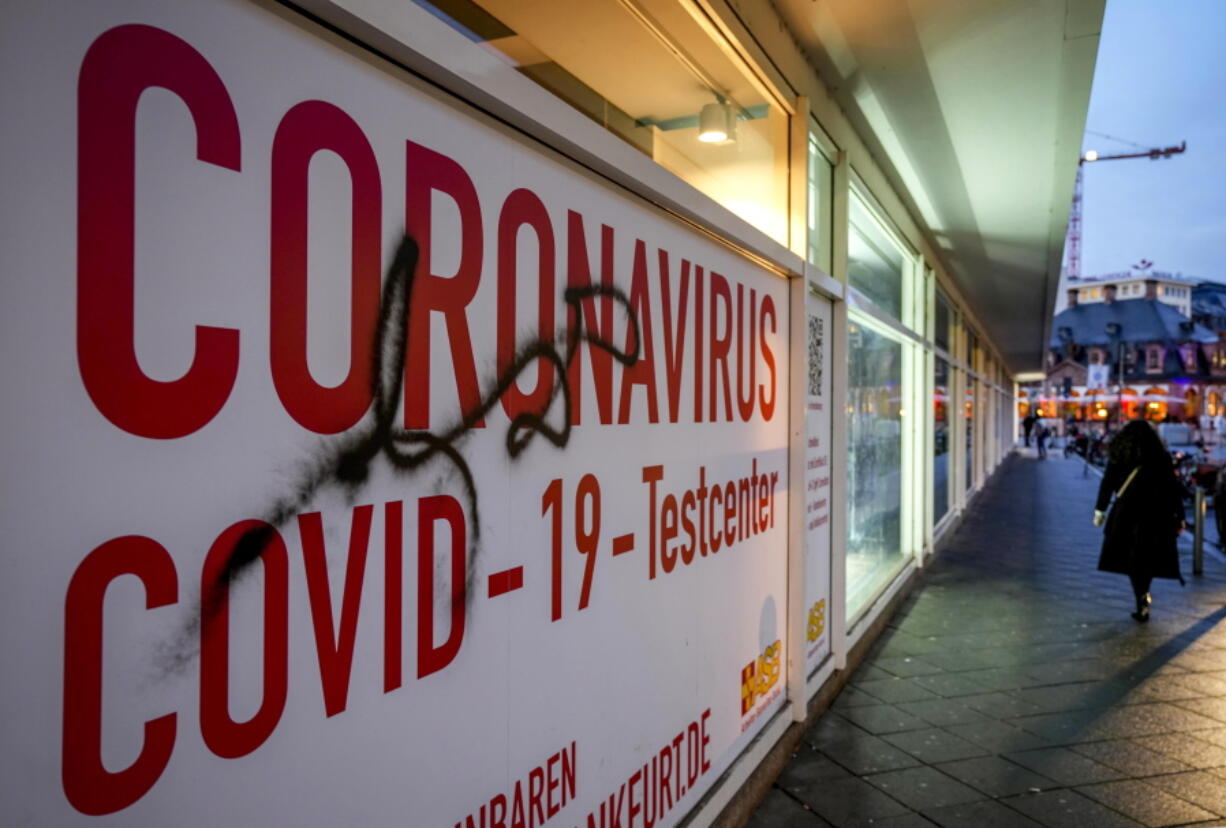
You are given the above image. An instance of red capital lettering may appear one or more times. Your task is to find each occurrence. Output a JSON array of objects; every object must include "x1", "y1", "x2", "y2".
[
  {"x1": 759, "y1": 295, "x2": 777, "y2": 420},
  {"x1": 658, "y1": 251, "x2": 690, "y2": 423},
  {"x1": 708, "y1": 272, "x2": 733, "y2": 422},
  {"x1": 618, "y1": 240, "x2": 658, "y2": 424},
  {"x1": 565, "y1": 212, "x2": 616, "y2": 425},
  {"x1": 63, "y1": 536, "x2": 178, "y2": 815},
  {"x1": 77, "y1": 25, "x2": 240, "y2": 438},
  {"x1": 405, "y1": 142, "x2": 483, "y2": 429},
  {"x1": 735, "y1": 285, "x2": 757, "y2": 421},
  {"x1": 200, "y1": 521, "x2": 288, "y2": 758},
  {"x1": 417, "y1": 495, "x2": 467, "y2": 678},
  {"x1": 300, "y1": 505, "x2": 373, "y2": 717},
  {"x1": 497, "y1": 189, "x2": 556, "y2": 420},
  {"x1": 271, "y1": 100, "x2": 380, "y2": 433}
]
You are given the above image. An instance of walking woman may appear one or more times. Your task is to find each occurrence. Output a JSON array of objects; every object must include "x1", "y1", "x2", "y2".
[{"x1": 1092, "y1": 420, "x2": 1186, "y2": 622}]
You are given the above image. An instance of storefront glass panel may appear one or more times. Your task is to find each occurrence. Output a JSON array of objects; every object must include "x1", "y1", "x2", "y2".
[
  {"x1": 934, "y1": 289, "x2": 952, "y2": 353},
  {"x1": 965, "y1": 378, "x2": 976, "y2": 492},
  {"x1": 847, "y1": 315, "x2": 906, "y2": 618},
  {"x1": 807, "y1": 132, "x2": 833, "y2": 272},
  {"x1": 934, "y1": 356, "x2": 950, "y2": 523},
  {"x1": 848, "y1": 193, "x2": 905, "y2": 319}
]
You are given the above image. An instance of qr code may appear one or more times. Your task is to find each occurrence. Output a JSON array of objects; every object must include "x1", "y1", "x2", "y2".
[{"x1": 808, "y1": 316, "x2": 824, "y2": 397}]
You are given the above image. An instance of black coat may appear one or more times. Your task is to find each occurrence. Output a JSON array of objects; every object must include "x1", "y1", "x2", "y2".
[{"x1": 1095, "y1": 459, "x2": 1185, "y2": 581}]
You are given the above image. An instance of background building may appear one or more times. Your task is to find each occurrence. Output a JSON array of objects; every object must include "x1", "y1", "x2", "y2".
[{"x1": 1040, "y1": 270, "x2": 1224, "y2": 424}]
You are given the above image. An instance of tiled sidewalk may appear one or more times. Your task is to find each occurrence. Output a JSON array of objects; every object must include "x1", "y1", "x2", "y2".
[{"x1": 749, "y1": 451, "x2": 1226, "y2": 828}]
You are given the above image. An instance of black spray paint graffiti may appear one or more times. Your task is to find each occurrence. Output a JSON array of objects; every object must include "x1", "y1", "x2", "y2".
[{"x1": 159, "y1": 234, "x2": 638, "y2": 673}]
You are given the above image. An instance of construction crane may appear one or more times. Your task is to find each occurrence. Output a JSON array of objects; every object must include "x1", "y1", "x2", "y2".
[{"x1": 1063, "y1": 135, "x2": 1187, "y2": 280}]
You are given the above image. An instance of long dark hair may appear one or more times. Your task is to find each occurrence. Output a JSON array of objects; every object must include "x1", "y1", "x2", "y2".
[{"x1": 1107, "y1": 420, "x2": 1169, "y2": 471}]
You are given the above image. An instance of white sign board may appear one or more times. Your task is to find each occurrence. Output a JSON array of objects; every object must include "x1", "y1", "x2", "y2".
[
  {"x1": 0, "y1": 2, "x2": 791, "y2": 824},
  {"x1": 803, "y1": 289, "x2": 833, "y2": 675},
  {"x1": 1087, "y1": 364, "x2": 1109, "y2": 390}
]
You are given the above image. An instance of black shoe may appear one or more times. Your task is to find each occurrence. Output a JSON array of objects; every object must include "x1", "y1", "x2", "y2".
[{"x1": 1131, "y1": 593, "x2": 1152, "y2": 623}]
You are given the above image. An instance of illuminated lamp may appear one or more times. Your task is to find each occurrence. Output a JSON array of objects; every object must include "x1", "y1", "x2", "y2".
[{"x1": 698, "y1": 102, "x2": 734, "y2": 143}]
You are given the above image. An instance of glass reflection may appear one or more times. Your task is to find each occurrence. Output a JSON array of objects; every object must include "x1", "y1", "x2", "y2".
[
  {"x1": 848, "y1": 196, "x2": 904, "y2": 319},
  {"x1": 847, "y1": 319, "x2": 905, "y2": 618},
  {"x1": 965, "y1": 380, "x2": 975, "y2": 492},
  {"x1": 934, "y1": 357, "x2": 950, "y2": 523}
]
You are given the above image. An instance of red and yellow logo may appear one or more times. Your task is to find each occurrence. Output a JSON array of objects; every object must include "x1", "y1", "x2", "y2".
[
  {"x1": 740, "y1": 639, "x2": 781, "y2": 715},
  {"x1": 807, "y1": 599, "x2": 827, "y2": 643}
]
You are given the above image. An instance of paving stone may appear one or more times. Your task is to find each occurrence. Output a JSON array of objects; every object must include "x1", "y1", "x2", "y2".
[
  {"x1": 1144, "y1": 770, "x2": 1226, "y2": 817},
  {"x1": 778, "y1": 745, "x2": 855, "y2": 795},
  {"x1": 936, "y1": 756, "x2": 1058, "y2": 798},
  {"x1": 861, "y1": 814, "x2": 938, "y2": 828},
  {"x1": 1172, "y1": 697, "x2": 1226, "y2": 724},
  {"x1": 921, "y1": 799, "x2": 1044, "y2": 828},
  {"x1": 1129, "y1": 675, "x2": 1209, "y2": 702},
  {"x1": 1093, "y1": 702, "x2": 1225, "y2": 736},
  {"x1": 848, "y1": 665, "x2": 893, "y2": 685},
  {"x1": 855, "y1": 678, "x2": 941, "y2": 704},
  {"x1": 958, "y1": 691, "x2": 1045, "y2": 719},
  {"x1": 1008, "y1": 711, "x2": 1099, "y2": 744},
  {"x1": 1004, "y1": 747, "x2": 1127, "y2": 786},
  {"x1": 910, "y1": 673, "x2": 996, "y2": 697},
  {"x1": 792, "y1": 776, "x2": 912, "y2": 827},
  {"x1": 1010, "y1": 683, "x2": 1117, "y2": 714},
  {"x1": 820, "y1": 733, "x2": 925, "y2": 776},
  {"x1": 745, "y1": 789, "x2": 831, "y2": 827},
  {"x1": 1003, "y1": 790, "x2": 1144, "y2": 828},
  {"x1": 1140, "y1": 732, "x2": 1226, "y2": 768},
  {"x1": 871, "y1": 655, "x2": 948, "y2": 678},
  {"x1": 944, "y1": 719, "x2": 1053, "y2": 753},
  {"x1": 894, "y1": 698, "x2": 990, "y2": 727},
  {"x1": 1069, "y1": 739, "x2": 1193, "y2": 777},
  {"x1": 838, "y1": 704, "x2": 930, "y2": 735},
  {"x1": 831, "y1": 686, "x2": 883, "y2": 710},
  {"x1": 863, "y1": 766, "x2": 985, "y2": 811},
  {"x1": 804, "y1": 714, "x2": 865, "y2": 750},
  {"x1": 1076, "y1": 779, "x2": 1218, "y2": 826},
  {"x1": 1025, "y1": 660, "x2": 1118, "y2": 685},
  {"x1": 951, "y1": 667, "x2": 1044, "y2": 692},
  {"x1": 882, "y1": 728, "x2": 992, "y2": 763}
]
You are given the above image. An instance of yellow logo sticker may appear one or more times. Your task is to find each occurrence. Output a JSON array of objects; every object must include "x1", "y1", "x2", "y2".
[
  {"x1": 807, "y1": 599, "x2": 827, "y2": 643},
  {"x1": 740, "y1": 639, "x2": 781, "y2": 715}
]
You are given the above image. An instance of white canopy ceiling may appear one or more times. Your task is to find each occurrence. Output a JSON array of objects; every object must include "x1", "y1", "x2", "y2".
[{"x1": 774, "y1": 0, "x2": 1106, "y2": 373}]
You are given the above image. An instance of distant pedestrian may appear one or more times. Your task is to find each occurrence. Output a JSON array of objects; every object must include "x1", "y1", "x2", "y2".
[
  {"x1": 1092, "y1": 420, "x2": 1185, "y2": 622},
  {"x1": 1023, "y1": 411, "x2": 1038, "y2": 446},
  {"x1": 1036, "y1": 424, "x2": 1049, "y2": 460}
]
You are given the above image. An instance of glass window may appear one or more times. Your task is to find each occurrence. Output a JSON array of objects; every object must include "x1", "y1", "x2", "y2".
[
  {"x1": 934, "y1": 289, "x2": 952, "y2": 353},
  {"x1": 933, "y1": 356, "x2": 950, "y2": 523},
  {"x1": 848, "y1": 192, "x2": 906, "y2": 319},
  {"x1": 847, "y1": 315, "x2": 907, "y2": 618},
  {"x1": 807, "y1": 132, "x2": 833, "y2": 272},
  {"x1": 412, "y1": 0, "x2": 790, "y2": 244},
  {"x1": 964, "y1": 378, "x2": 975, "y2": 493}
]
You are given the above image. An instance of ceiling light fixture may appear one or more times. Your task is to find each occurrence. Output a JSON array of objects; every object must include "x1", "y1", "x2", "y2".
[{"x1": 698, "y1": 102, "x2": 734, "y2": 144}]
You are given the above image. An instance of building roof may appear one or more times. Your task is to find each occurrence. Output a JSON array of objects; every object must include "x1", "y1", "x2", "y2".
[
  {"x1": 1071, "y1": 269, "x2": 1198, "y2": 285},
  {"x1": 1194, "y1": 291, "x2": 1226, "y2": 314},
  {"x1": 1050, "y1": 298, "x2": 1216, "y2": 347}
]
